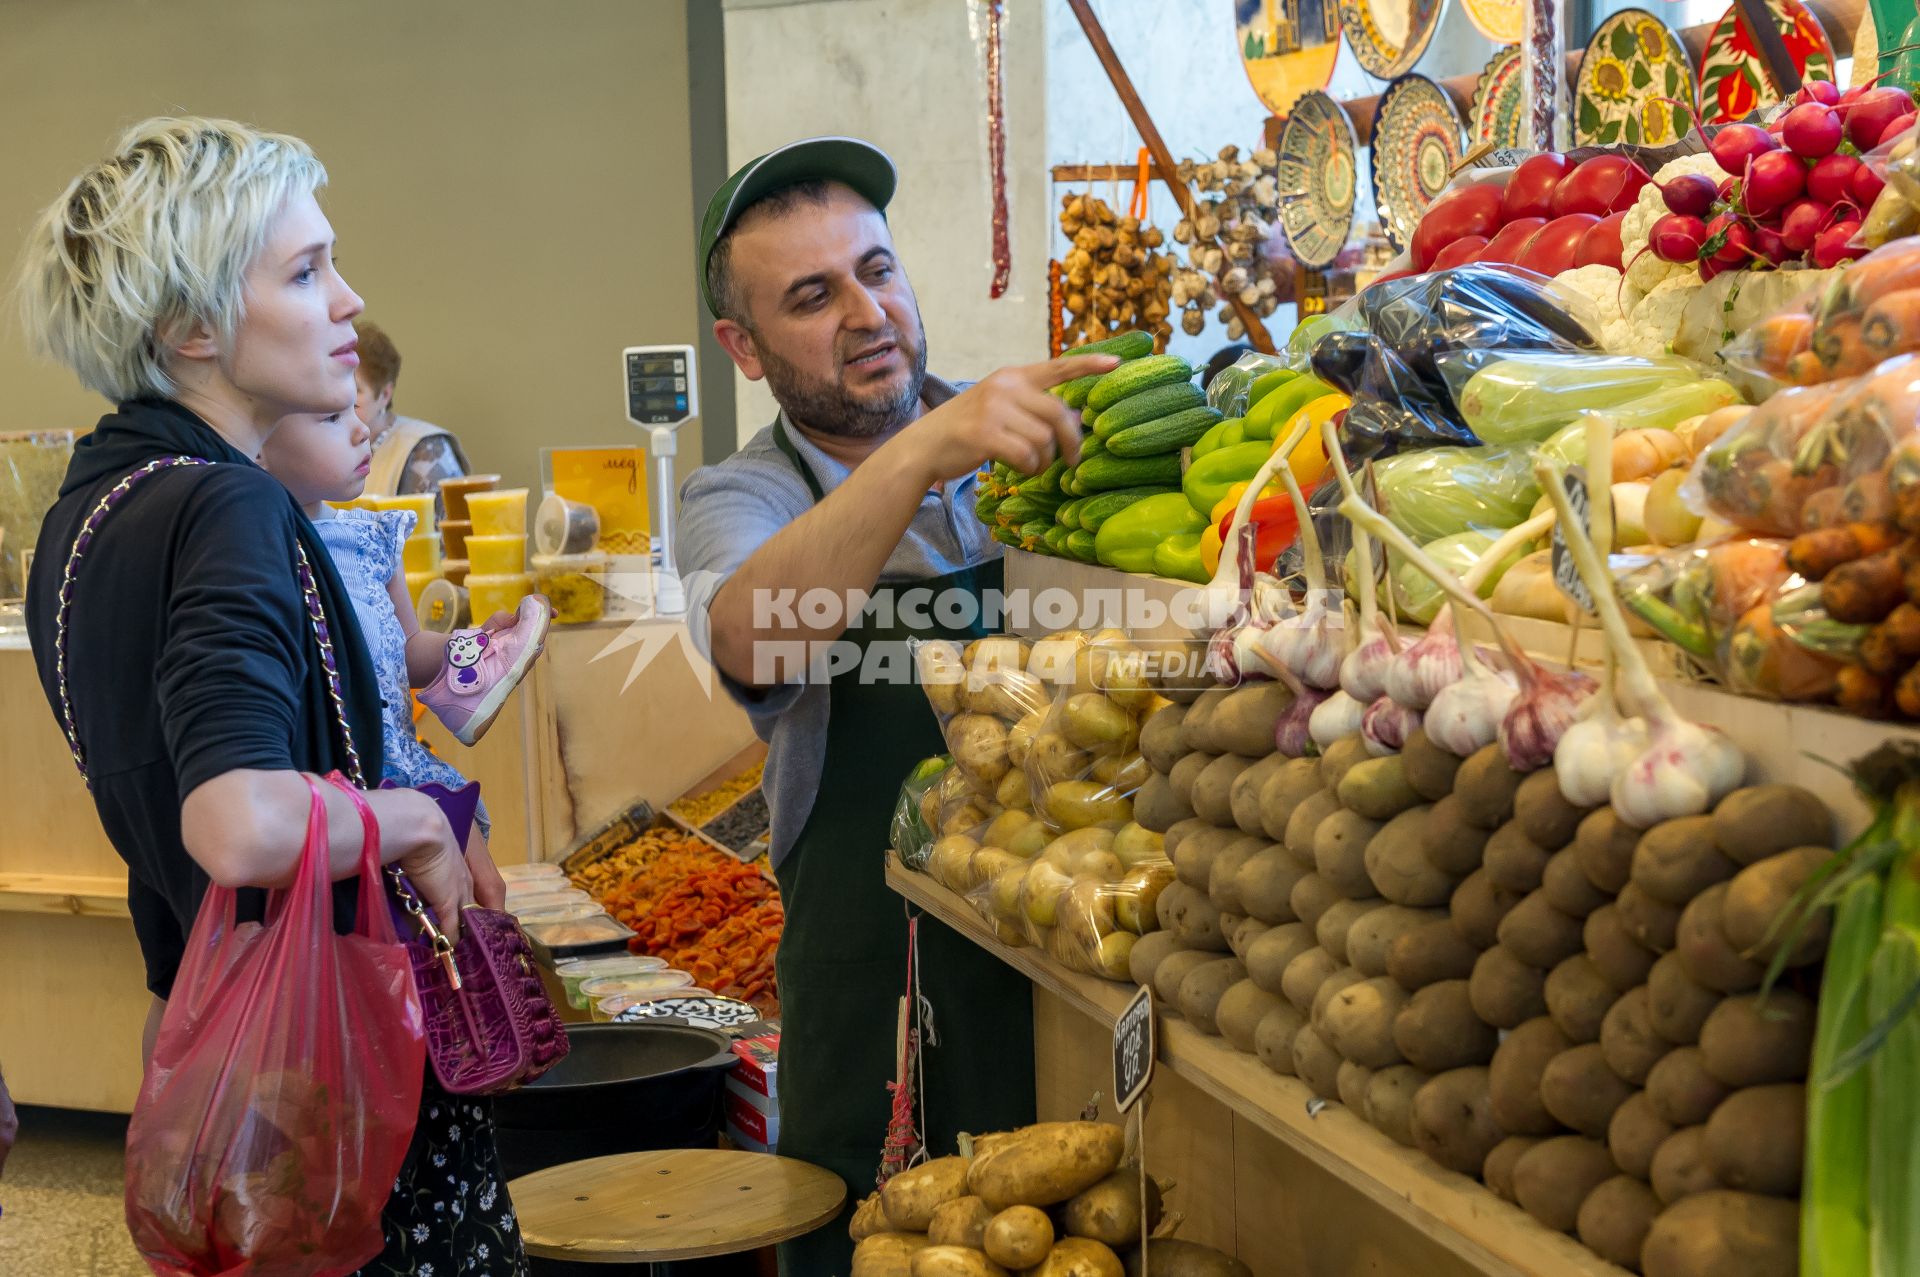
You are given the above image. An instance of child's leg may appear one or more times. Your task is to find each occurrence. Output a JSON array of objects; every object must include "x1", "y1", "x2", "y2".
[{"x1": 464, "y1": 823, "x2": 506, "y2": 910}]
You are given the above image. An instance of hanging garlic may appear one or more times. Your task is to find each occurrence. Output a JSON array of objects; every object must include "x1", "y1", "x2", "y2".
[
  {"x1": 1344, "y1": 500, "x2": 1592, "y2": 773},
  {"x1": 1275, "y1": 680, "x2": 1332, "y2": 758},
  {"x1": 1310, "y1": 689, "x2": 1369, "y2": 748},
  {"x1": 1423, "y1": 601, "x2": 1519, "y2": 756},
  {"x1": 1323, "y1": 420, "x2": 1399, "y2": 701},
  {"x1": 1535, "y1": 451, "x2": 1744, "y2": 824}
]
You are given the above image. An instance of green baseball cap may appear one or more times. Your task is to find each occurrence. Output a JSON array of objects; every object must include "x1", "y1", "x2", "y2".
[{"x1": 698, "y1": 136, "x2": 898, "y2": 316}]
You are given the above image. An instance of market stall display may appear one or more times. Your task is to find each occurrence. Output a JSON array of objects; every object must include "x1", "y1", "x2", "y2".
[
  {"x1": 1337, "y1": 0, "x2": 1446, "y2": 80},
  {"x1": 1169, "y1": 146, "x2": 1287, "y2": 340},
  {"x1": 1057, "y1": 192, "x2": 1176, "y2": 352},
  {"x1": 1470, "y1": 46, "x2": 1528, "y2": 150},
  {"x1": 1275, "y1": 92, "x2": 1360, "y2": 272},
  {"x1": 1697, "y1": 0, "x2": 1836, "y2": 124},
  {"x1": 1371, "y1": 73, "x2": 1466, "y2": 253},
  {"x1": 1573, "y1": 10, "x2": 1697, "y2": 148}
]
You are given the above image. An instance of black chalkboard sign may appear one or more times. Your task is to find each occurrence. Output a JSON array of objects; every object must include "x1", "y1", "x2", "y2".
[{"x1": 1114, "y1": 985, "x2": 1156, "y2": 1114}]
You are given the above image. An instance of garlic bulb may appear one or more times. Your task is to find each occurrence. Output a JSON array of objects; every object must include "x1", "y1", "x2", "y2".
[
  {"x1": 1260, "y1": 440, "x2": 1343, "y2": 690},
  {"x1": 1341, "y1": 614, "x2": 1398, "y2": 702},
  {"x1": 1384, "y1": 612, "x2": 1463, "y2": 709},
  {"x1": 1554, "y1": 653, "x2": 1650, "y2": 807},
  {"x1": 1423, "y1": 604, "x2": 1518, "y2": 756},
  {"x1": 1274, "y1": 684, "x2": 1331, "y2": 758},
  {"x1": 1499, "y1": 662, "x2": 1597, "y2": 773},
  {"x1": 1362, "y1": 694, "x2": 1422, "y2": 756},
  {"x1": 1536, "y1": 442, "x2": 1746, "y2": 820},
  {"x1": 1309, "y1": 689, "x2": 1368, "y2": 748}
]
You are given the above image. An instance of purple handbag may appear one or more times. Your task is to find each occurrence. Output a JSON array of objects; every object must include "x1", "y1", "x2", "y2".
[
  {"x1": 49, "y1": 454, "x2": 567, "y2": 1098},
  {"x1": 368, "y1": 777, "x2": 570, "y2": 1095}
]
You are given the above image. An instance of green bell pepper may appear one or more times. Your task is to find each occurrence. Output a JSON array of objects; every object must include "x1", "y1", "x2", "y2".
[
  {"x1": 1094, "y1": 492, "x2": 1208, "y2": 574},
  {"x1": 1244, "y1": 373, "x2": 1332, "y2": 440},
  {"x1": 1182, "y1": 440, "x2": 1273, "y2": 519},
  {"x1": 1190, "y1": 417, "x2": 1240, "y2": 459},
  {"x1": 1246, "y1": 368, "x2": 1296, "y2": 408},
  {"x1": 1152, "y1": 530, "x2": 1210, "y2": 583}
]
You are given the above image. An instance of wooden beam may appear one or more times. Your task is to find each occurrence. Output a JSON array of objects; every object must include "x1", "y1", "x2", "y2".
[
  {"x1": 1051, "y1": 163, "x2": 1172, "y2": 183},
  {"x1": 0, "y1": 872, "x2": 131, "y2": 919},
  {"x1": 1063, "y1": 0, "x2": 1276, "y2": 352}
]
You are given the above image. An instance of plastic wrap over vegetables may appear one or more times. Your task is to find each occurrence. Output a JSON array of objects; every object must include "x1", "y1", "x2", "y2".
[
  {"x1": 1445, "y1": 352, "x2": 1714, "y2": 446},
  {"x1": 1686, "y1": 354, "x2": 1920, "y2": 536},
  {"x1": 1207, "y1": 349, "x2": 1291, "y2": 418},
  {"x1": 1371, "y1": 445, "x2": 1544, "y2": 543},
  {"x1": 1306, "y1": 264, "x2": 1601, "y2": 462}
]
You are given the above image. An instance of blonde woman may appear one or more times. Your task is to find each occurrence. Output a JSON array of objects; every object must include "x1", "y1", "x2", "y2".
[{"x1": 19, "y1": 117, "x2": 525, "y2": 1275}]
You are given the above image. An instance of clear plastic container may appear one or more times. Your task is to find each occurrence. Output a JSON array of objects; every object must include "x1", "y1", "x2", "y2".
[
  {"x1": 417, "y1": 579, "x2": 470, "y2": 634},
  {"x1": 536, "y1": 493, "x2": 602, "y2": 556},
  {"x1": 404, "y1": 570, "x2": 435, "y2": 610},
  {"x1": 467, "y1": 534, "x2": 526, "y2": 575},
  {"x1": 605, "y1": 989, "x2": 720, "y2": 1021},
  {"x1": 371, "y1": 493, "x2": 437, "y2": 529},
  {"x1": 442, "y1": 559, "x2": 470, "y2": 588},
  {"x1": 402, "y1": 533, "x2": 442, "y2": 573},
  {"x1": 554, "y1": 954, "x2": 667, "y2": 1009},
  {"x1": 505, "y1": 887, "x2": 590, "y2": 913},
  {"x1": 440, "y1": 519, "x2": 473, "y2": 561},
  {"x1": 522, "y1": 913, "x2": 632, "y2": 952},
  {"x1": 585, "y1": 970, "x2": 698, "y2": 1020},
  {"x1": 498, "y1": 861, "x2": 566, "y2": 883},
  {"x1": 467, "y1": 573, "x2": 532, "y2": 622},
  {"x1": 467, "y1": 488, "x2": 529, "y2": 537},
  {"x1": 439, "y1": 474, "x2": 500, "y2": 522},
  {"x1": 514, "y1": 900, "x2": 606, "y2": 925},
  {"x1": 532, "y1": 552, "x2": 609, "y2": 624}
]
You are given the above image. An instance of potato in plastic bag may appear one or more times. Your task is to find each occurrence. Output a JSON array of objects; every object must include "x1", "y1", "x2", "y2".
[{"x1": 891, "y1": 755, "x2": 952, "y2": 870}]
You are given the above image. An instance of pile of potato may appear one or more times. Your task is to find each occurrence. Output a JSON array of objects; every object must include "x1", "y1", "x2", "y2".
[
  {"x1": 848, "y1": 1120, "x2": 1250, "y2": 1277},
  {"x1": 1126, "y1": 660, "x2": 1835, "y2": 1277},
  {"x1": 915, "y1": 632, "x2": 1181, "y2": 979}
]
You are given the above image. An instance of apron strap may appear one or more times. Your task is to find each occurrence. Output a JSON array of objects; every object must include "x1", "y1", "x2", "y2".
[{"x1": 771, "y1": 417, "x2": 827, "y2": 505}]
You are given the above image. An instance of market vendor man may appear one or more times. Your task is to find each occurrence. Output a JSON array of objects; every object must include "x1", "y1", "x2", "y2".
[{"x1": 678, "y1": 137, "x2": 1116, "y2": 1273}]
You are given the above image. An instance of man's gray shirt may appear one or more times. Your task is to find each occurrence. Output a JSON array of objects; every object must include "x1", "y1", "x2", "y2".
[{"x1": 676, "y1": 375, "x2": 999, "y2": 868}]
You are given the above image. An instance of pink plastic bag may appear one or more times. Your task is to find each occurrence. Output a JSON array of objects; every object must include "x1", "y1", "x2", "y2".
[{"x1": 125, "y1": 774, "x2": 426, "y2": 1276}]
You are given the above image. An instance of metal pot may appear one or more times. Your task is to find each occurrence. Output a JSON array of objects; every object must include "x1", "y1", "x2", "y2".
[{"x1": 493, "y1": 1021, "x2": 738, "y2": 1181}]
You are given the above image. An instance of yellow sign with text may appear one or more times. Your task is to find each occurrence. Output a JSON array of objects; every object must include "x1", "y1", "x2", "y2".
[{"x1": 548, "y1": 446, "x2": 650, "y2": 556}]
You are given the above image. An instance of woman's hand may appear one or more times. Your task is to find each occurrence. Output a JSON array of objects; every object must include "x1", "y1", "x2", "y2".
[{"x1": 464, "y1": 825, "x2": 506, "y2": 910}]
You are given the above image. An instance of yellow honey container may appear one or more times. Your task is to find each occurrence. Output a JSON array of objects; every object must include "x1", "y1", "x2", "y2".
[
  {"x1": 467, "y1": 488, "x2": 528, "y2": 537},
  {"x1": 467, "y1": 534, "x2": 526, "y2": 575}
]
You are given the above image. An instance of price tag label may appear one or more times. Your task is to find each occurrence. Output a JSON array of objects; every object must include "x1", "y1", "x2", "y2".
[
  {"x1": 1114, "y1": 985, "x2": 1156, "y2": 1114},
  {"x1": 1551, "y1": 465, "x2": 1597, "y2": 612}
]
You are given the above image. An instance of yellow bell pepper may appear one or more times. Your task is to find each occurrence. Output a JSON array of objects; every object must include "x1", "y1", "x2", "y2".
[
  {"x1": 1208, "y1": 478, "x2": 1284, "y2": 525},
  {"x1": 1200, "y1": 522, "x2": 1223, "y2": 576},
  {"x1": 1269, "y1": 393, "x2": 1350, "y2": 493}
]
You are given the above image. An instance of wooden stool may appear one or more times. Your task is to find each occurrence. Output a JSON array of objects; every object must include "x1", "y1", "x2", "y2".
[{"x1": 509, "y1": 1147, "x2": 846, "y2": 1275}]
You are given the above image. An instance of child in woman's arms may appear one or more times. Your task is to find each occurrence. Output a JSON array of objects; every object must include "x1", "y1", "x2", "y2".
[{"x1": 259, "y1": 412, "x2": 551, "y2": 904}]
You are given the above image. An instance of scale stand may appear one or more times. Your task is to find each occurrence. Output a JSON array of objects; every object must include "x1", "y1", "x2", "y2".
[{"x1": 624, "y1": 344, "x2": 699, "y2": 617}]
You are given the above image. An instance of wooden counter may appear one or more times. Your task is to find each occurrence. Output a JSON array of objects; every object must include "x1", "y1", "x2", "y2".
[
  {"x1": 0, "y1": 619, "x2": 754, "y2": 1112},
  {"x1": 889, "y1": 861, "x2": 1626, "y2": 1277}
]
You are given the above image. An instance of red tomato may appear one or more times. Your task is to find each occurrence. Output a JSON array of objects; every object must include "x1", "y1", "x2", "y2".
[
  {"x1": 1552, "y1": 155, "x2": 1651, "y2": 217},
  {"x1": 1573, "y1": 212, "x2": 1627, "y2": 270},
  {"x1": 1501, "y1": 153, "x2": 1576, "y2": 221},
  {"x1": 1518, "y1": 213, "x2": 1601, "y2": 277},
  {"x1": 1429, "y1": 236, "x2": 1489, "y2": 270},
  {"x1": 1409, "y1": 184, "x2": 1504, "y2": 271},
  {"x1": 1479, "y1": 217, "x2": 1547, "y2": 264}
]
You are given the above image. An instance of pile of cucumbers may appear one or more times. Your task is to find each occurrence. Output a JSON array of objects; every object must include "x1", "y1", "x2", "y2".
[{"x1": 973, "y1": 330, "x2": 1217, "y2": 563}]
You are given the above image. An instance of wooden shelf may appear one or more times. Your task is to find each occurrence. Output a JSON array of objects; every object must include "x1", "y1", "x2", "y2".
[
  {"x1": 888, "y1": 861, "x2": 1627, "y2": 1277},
  {"x1": 0, "y1": 872, "x2": 131, "y2": 918}
]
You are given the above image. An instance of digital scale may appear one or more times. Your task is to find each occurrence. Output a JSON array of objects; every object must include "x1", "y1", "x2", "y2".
[{"x1": 623, "y1": 344, "x2": 699, "y2": 615}]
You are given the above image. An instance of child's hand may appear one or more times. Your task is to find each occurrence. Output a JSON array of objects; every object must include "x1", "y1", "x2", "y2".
[{"x1": 464, "y1": 825, "x2": 507, "y2": 911}]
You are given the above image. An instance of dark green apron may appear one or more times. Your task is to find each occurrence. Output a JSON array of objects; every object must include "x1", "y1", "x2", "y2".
[{"x1": 768, "y1": 420, "x2": 1035, "y2": 1277}]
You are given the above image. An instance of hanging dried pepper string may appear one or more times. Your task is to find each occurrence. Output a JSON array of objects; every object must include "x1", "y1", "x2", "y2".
[
  {"x1": 985, "y1": 0, "x2": 1011, "y2": 298},
  {"x1": 1048, "y1": 258, "x2": 1065, "y2": 356}
]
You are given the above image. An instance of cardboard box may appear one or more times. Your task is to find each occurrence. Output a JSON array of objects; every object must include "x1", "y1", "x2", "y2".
[
  {"x1": 730, "y1": 1030, "x2": 778, "y2": 1100},
  {"x1": 725, "y1": 1087, "x2": 777, "y2": 1153},
  {"x1": 726, "y1": 1029, "x2": 780, "y2": 1152}
]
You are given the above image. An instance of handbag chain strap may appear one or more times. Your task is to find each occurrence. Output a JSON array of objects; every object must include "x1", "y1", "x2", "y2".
[{"x1": 56, "y1": 454, "x2": 458, "y2": 982}]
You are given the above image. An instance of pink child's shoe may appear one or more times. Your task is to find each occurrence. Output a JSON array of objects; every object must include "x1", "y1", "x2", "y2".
[{"x1": 420, "y1": 594, "x2": 552, "y2": 746}]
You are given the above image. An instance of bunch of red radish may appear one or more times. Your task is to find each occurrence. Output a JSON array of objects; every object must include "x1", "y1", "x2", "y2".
[
  {"x1": 1404, "y1": 153, "x2": 1648, "y2": 277},
  {"x1": 1644, "y1": 78, "x2": 1911, "y2": 278}
]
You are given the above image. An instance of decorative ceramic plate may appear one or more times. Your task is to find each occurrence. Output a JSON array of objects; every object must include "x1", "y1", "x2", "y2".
[
  {"x1": 1698, "y1": 0, "x2": 1835, "y2": 123},
  {"x1": 1276, "y1": 91, "x2": 1360, "y2": 269},
  {"x1": 1337, "y1": 0, "x2": 1446, "y2": 79},
  {"x1": 1575, "y1": 9, "x2": 1698, "y2": 147},
  {"x1": 1462, "y1": 0, "x2": 1522, "y2": 43},
  {"x1": 1235, "y1": 0, "x2": 1343, "y2": 118},
  {"x1": 1470, "y1": 45, "x2": 1527, "y2": 148},
  {"x1": 614, "y1": 995, "x2": 763, "y2": 1031},
  {"x1": 1372, "y1": 74, "x2": 1464, "y2": 252}
]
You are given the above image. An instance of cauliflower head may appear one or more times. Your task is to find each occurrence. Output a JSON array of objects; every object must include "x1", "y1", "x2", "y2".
[{"x1": 1622, "y1": 274, "x2": 1705, "y2": 358}]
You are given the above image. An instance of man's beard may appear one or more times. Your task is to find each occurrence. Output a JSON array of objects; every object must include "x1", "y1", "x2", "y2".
[{"x1": 757, "y1": 324, "x2": 929, "y2": 440}]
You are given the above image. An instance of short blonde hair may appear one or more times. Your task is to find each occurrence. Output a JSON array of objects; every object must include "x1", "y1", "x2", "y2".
[{"x1": 16, "y1": 116, "x2": 328, "y2": 402}]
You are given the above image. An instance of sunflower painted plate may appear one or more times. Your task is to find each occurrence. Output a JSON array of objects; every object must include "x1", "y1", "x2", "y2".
[
  {"x1": 1277, "y1": 91, "x2": 1359, "y2": 268},
  {"x1": 1575, "y1": 9, "x2": 1698, "y2": 148},
  {"x1": 1372, "y1": 74, "x2": 1465, "y2": 252},
  {"x1": 1462, "y1": 0, "x2": 1522, "y2": 43},
  {"x1": 1337, "y1": 0, "x2": 1446, "y2": 79},
  {"x1": 1470, "y1": 45, "x2": 1527, "y2": 148},
  {"x1": 1235, "y1": 0, "x2": 1343, "y2": 118},
  {"x1": 1698, "y1": 0, "x2": 1835, "y2": 123}
]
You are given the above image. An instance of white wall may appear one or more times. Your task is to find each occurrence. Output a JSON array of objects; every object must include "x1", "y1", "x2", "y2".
[{"x1": 719, "y1": 0, "x2": 1052, "y2": 447}]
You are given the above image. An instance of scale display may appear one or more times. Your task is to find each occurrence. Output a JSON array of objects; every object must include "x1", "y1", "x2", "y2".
[{"x1": 624, "y1": 344, "x2": 697, "y2": 427}]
